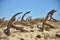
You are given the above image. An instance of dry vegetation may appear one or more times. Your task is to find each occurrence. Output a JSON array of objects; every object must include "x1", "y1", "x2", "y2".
[
  {"x1": 0, "y1": 9, "x2": 60, "y2": 40},
  {"x1": 0, "y1": 18, "x2": 60, "y2": 40}
]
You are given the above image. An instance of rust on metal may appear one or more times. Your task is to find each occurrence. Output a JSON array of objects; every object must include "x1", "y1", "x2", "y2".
[
  {"x1": 41, "y1": 9, "x2": 56, "y2": 31},
  {"x1": 4, "y1": 12, "x2": 22, "y2": 36},
  {"x1": 21, "y1": 11, "x2": 30, "y2": 25},
  {"x1": 26, "y1": 16, "x2": 32, "y2": 22}
]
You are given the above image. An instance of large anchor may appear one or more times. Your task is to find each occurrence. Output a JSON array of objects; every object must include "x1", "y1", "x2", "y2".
[
  {"x1": 4, "y1": 12, "x2": 28, "y2": 36},
  {"x1": 41, "y1": 9, "x2": 57, "y2": 31},
  {"x1": 21, "y1": 11, "x2": 30, "y2": 25}
]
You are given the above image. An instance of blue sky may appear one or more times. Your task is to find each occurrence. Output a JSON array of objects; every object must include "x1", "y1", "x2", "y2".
[{"x1": 0, "y1": 0, "x2": 60, "y2": 20}]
